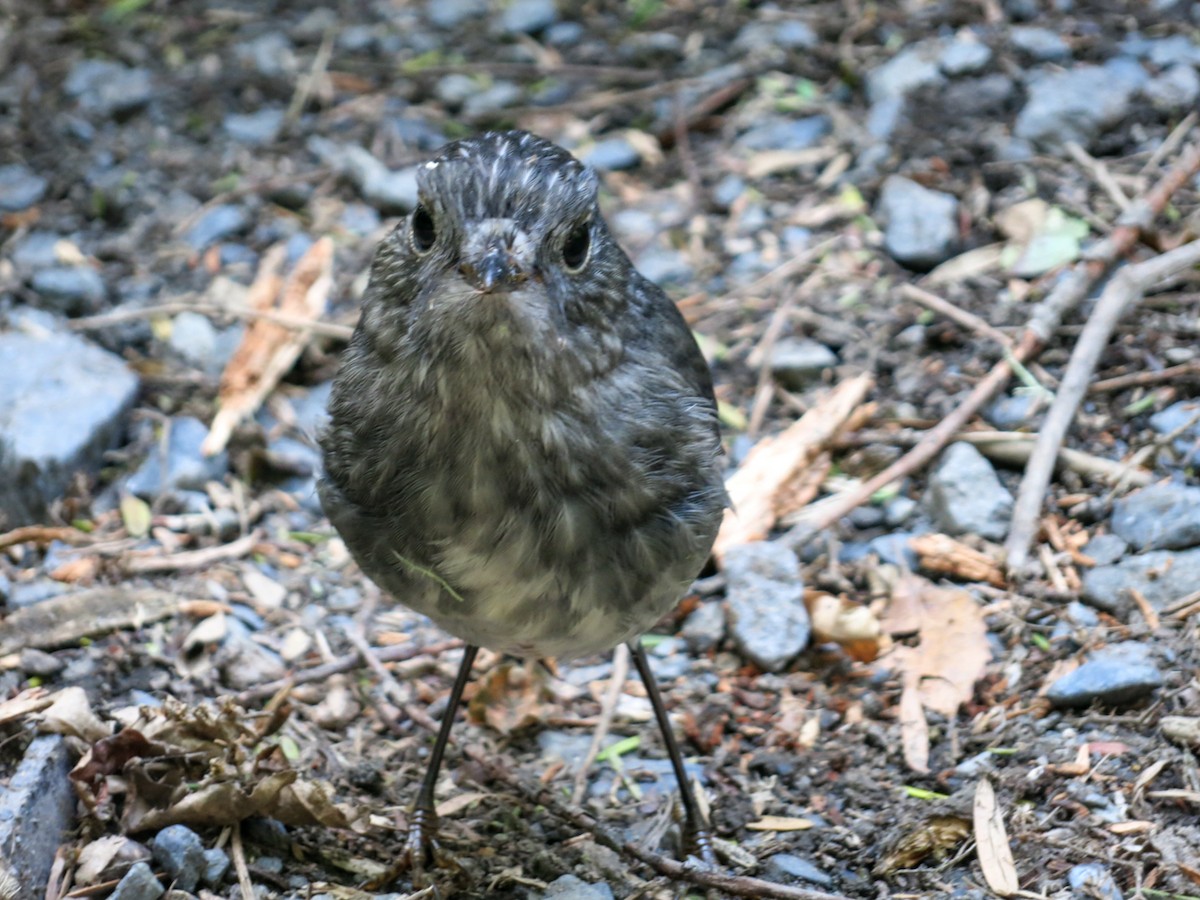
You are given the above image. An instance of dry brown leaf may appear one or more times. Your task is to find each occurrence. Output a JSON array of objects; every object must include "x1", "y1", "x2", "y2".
[
  {"x1": 39, "y1": 686, "x2": 111, "y2": 743},
  {"x1": 896, "y1": 647, "x2": 930, "y2": 774},
  {"x1": 436, "y1": 791, "x2": 490, "y2": 818},
  {"x1": 974, "y1": 778, "x2": 1019, "y2": 896},
  {"x1": 910, "y1": 533, "x2": 1006, "y2": 588},
  {"x1": 873, "y1": 815, "x2": 971, "y2": 875},
  {"x1": 1163, "y1": 716, "x2": 1200, "y2": 747},
  {"x1": 912, "y1": 583, "x2": 991, "y2": 718},
  {"x1": 467, "y1": 661, "x2": 552, "y2": 734},
  {"x1": 203, "y1": 238, "x2": 333, "y2": 456},
  {"x1": 714, "y1": 373, "x2": 873, "y2": 561},
  {"x1": 0, "y1": 688, "x2": 53, "y2": 726}
]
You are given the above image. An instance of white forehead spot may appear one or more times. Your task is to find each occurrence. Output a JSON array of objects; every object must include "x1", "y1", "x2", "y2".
[{"x1": 425, "y1": 160, "x2": 439, "y2": 170}]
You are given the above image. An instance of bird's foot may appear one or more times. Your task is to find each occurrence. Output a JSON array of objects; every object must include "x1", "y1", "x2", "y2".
[
  {"x1": 365, "y1": 807, "x2": 457, "y2": 890},
  {"x1": 683, "y1": 822, "x2": 719, "y2": 868}
]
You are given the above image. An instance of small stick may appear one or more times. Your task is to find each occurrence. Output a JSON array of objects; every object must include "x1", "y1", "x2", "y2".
[
  {"x1": 1006, "y1": 238, "x2": 1200, "y2": 570},
  {"x1": 571, "y1": 642, "x2": 630, "y2": 805},
  {"x1": 69, "y1": 300, "x2": 355, "y2": 341},
  {"x1": 1088, "y1": 360, "x2": 1200, "y2": 394},
  {"x1": 234, "y1": 638, "x2": 463, "y2": 705},
  {"x1": 230, "y1": 822, "x2": 256, "y2": 899},
  {"x1": 120, "y1": 529, "x2": 262, "y2": 574},
  {"x1": 900, "y1": 283, "x2": 1012, "y2": 348},
  {"x1": 1065, "y1": 142, "x2": 1132, "y2": 212}
]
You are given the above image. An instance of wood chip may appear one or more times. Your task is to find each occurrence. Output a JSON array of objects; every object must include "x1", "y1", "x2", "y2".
[
  {"x1": 910, "y1": 533, "x2": 1006, "y2": 587},
  {"x1": 744, "y1": 815, "x2": 815, "y2": 832},
  {"x1": 974, "y1": 778, "x2": 1019, "y2": 897},
  {"x1": 0, "y1": 588, "x2": 183, "y2": 655}
]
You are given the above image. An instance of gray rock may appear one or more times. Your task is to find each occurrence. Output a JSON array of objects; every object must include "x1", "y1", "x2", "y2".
[
  {"x1": 589, "y1": 755, "x2": 703, "y2": 803},
  {"x1": 9, "y1": 580, "x2": 68, "y2": 608},
  {"x1": 884, "y1": 496, "x2": 918, "y2": 527},
  {"x1": 202, "y1": 848, "x2": 230, "y2": 886},
  {"x1": 1067, "y1": 862, "x2": 1124, "y2": 900},
  {"x1": 222, "y1": 108, "x2": 285, "y2": 146},
  {"x1": 769, "y1": 338, "x2": 838, "y2": 390},
  {"x1": 984, "y1": 393, "x2": 1038, "y2": 430},
  {"x1": 539, "y1": 874, "x2": 614, "y2": 900},
  {"x1": 866, "y1": 43, "x2": 944, "y2": 105},
  {"x1": 462, "y1": 81, "x2": 524, "y2": 117},
  {"x1": 1010, "y1": 26, "x2": 1071, "y2": 61},
  {"x1": 19, "y1": 648, "x2": 63, "y2": 676},
  {"x1": 0, "y1": 163, "x2": 48, "y2": 212},
  {"x1": 681, "y1": 600, "x2": 725, "y2": 653},
  {"x1": 1083, "y1": 548, "x2": 1200, "y2": 614},
  {"x1": 151, "y1": 825, "x2": 205, "y2": 892},
  {"x1": 866, "y1": 96, "x2": 904, "y2": 141},
  {"x1": 1015, "y1": 62, "x2": 1146, "y2": 152},
  {"x1": 736, "y1": 116, "x2": 831, "y2": 151},
  {"x1": 427, "y1": 0, "x2": 487, "y2": 27},
  {"x1": 1120, "y1": 33, "x2": 1200, "y2": 68},
  {"x1": 1149, "y1": 399, "x2": 1200, "y2": 466},
  {"x1": 634, "y1": 248, "x2": 692, "y2": 285},
  {"x1": 877, "y1": 176, "x2": 959, "y2": 270},
  {"x1": 765, "y1": 853, "x2": 833, "y2": 885},
  {"x1": 64, "y1": 59, "x2": 155, "y2": 118},
  {"x1": 734, "y1": 20, "x2": 816, "y2": 52},
  {"x1": 1143, "y1": 65, "x2": 1200, "y2": 112},
  {"x1": 307, "y1": 137, "x2": 419, "y2": 213},
  {"x1": 110, "y1": 862, "x2": 164, "y2": 900},
  {"x1": 0, "y1": 736, "x2": 76, "y2": 896},
  {"x1": 724, "y1": 542, "x2": 809, "y2": 672},
  {"x1": 581, "y1": 138, "x2": 640, "y2": 171},
  {"x1": 1111, "y1": 483, "x2": 1200, "y2": 550},
  {"x1": 0, "y1": 322, "x2": 139, "y2": 524},
  {"x1": 30, "y1": 265, "x2": 107, "y2": 315},
  {"x1": 868, "y1": 532, "x2": 919, "y2": 568},
  {"x1": 939, "y1": 40, "x2": 992, "y2": 75},
  {"x1": 235, "y1": 33, "x2": 297, "y2": 78},
  {"x1": 712, "y1": 174, "x2": 746, "y2": 210},
  {"x1": 10, "y1": 231, "x2": 61, "y2": 273},
  {"x1": 435, "y1": 73, "x2": 480, "y2": 106},
  {"x1": 498, "y1": 0, "x2": 558, "y2": 34},
  {"x1": 167, "y1": 311, "x2": 219, "y2": 371},
  {"x1": 927, "y1": 442, "x2": 1013, "y2": 541},
  {"x1": 1045, "y1": 642, "x2": 1162, "y2": 709},
  {"x1": 545, "y1": 21, "x2": 584, "y2": 46},
  {"x1": 127, "y1": 416, "x2": 228, "y2": 499},
  {"x1": 1082, "y1": 533, "x2": 1127, "y2": 567},
  {"x1": 182, "y1": 204, "x2": 247, "y2": 252}
]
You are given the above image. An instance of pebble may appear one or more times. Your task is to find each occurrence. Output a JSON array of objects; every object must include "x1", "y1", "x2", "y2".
[
  {"x1": 1110, "y1": 483, "x2": 1200, "y2": 551},
  {"x1": 463, "y1": 81, "x2": 524, "y2": 117},
  {"x1": 1143, "y1": 65, "x2": 1200, "y2": 112},
  {"x1": 926, "y1": 442, "x2": 1013, "y2": 541},
  {"x1": 435, "y1": 73, "x2": 479, "y2": 106},
  {"x1": 19, "y1": 648, "x2": 64, "y2": 676},
  {"x1": 10, "y1": 231, "x2": 62, "y2": 272},
  {"x1": 1045, "y1": 642, "x2": 1162, "y2": 709},
  {"x1": 939, "y1": 39, "x2": 992, "y2": 75},
  {"x1": 581, "y1": 137, "x2": 641, "y2": 171},
  {"x1": 544, "y1": 21, "x2": 584, "y2": 47},
  {"x1": 1010, "y1": 26, "x2": 1071, "y2": 61},
  {"x1": 1120, "y1": 33, "x2": 1200, "y2": 68},
  {"x1": 1083, "y1": 547, "x2": 1200, "y2": 615},
  {"x1": 0, "y1": 163, "x2": 48, "y2": 212},
  {"x1": 1067, "y1": 862, "x2": 1124, "y2": 900},
  {"x1": 884, "y1": 495, "x2": 918, "y2": 527},
  {"x1": 30, "y1": 265, "x2": 107, "y2": 315},
  {"x1": 866, "y1": 43, "x2": 944, "y2": 104},
  {"x1": 1081, "y1": 533, "x2": 1127, "y2": 567},
  {"x1": 0, "y1": 320, "x2": 139, "y2": 524},
  {"x1": 1149, "y1": 399, "x2": 1200, "y2": 466},
  {"x1": 0, "y1": 736, "x2": 77, "y2": 894},
  {"x1": 497, "y1": 0, "x2": 559, "y2": 34},
  {"x1": 110, "y1": 862, "x2": 164, "y2": 900},
  {"x1": 222, "y1": 108, "x2": 285, "y2": 146},
  {"x1": 634, "y1": 248, "x2": 692, "y2": 286},
  {"x1": 1015, "y1": 62, "x2": 1146, "y2": 151},
  {"x1": 127, "y1": 416, "x2": 229, "y2": 499},
  {"x1": 765, "y1": 853, "x2": 834, "y2": 886},
  {"x1": 64, "y1": 59, "x2": 155, "y2": 118},
  {"x1": 984, "y1": 393, "x2": 1039, "y2": 430},
  {"x1": 307, "y1": 137, "x2": 419, "y2": 213},
  {"x1": 152, "y1": 825, "x2": 206, "y2": 892},
  {"x1": 769, "y1": 337, "x2": 838, "y2": 390},
  {"x1": 589, "y1": 756, "x2": 704, "y2": 803},
  {"x1": 202, "y1": 848, "x2": 230, "y2": 886},
  {"x1": 736, "y1": 116, "x2": 831, "y2": 151},
  {"x1": 538, "y1": 874, "x2": 614, "y2": 900},
  {"x1": 868, "y1": 532, "x2": 920, "y2": 568},
  {"x1": 724, "y1": 542, "x2": 810, "y2": 672},
  {"x1": 235, "y1": 33, "x2": 297, "y2": 78},
  {"x1": 182, "y1": 204, "x2": 247, "y2": 252},
  {"x1": 681, "y1": 600, "x2": 726, "y2": 653},
  {"x1": 712, "y1": 174, "x2": 746, "y2": 210},
  {"x1": 877, "y1": 175, "x2": 959, "y2": 270},
  {"x1": 426, "y1": 0, "x2": 487, "y2": 28},
  {"x1": 734, "y1": 20, "x2": 816, "y2": 52}
]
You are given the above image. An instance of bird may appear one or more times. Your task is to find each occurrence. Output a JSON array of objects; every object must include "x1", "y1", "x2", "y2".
[{"x1": 319, "y1": 130, "x2": 727, "y2": 879}]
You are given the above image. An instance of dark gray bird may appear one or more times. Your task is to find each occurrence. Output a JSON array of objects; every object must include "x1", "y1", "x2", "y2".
[{"x1": 320, "y1": 130, "x2": 726, "y2": 875}]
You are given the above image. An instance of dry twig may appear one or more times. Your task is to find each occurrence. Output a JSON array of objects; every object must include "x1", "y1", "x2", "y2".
[{"x1": 571, "y1": 642, "x2": 629, "y2": 805}]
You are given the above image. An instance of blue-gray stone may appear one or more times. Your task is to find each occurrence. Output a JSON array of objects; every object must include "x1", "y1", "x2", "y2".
[
  {"x1": 681, "y1": 600, "x2": 725, "y2": 653},
  {"x1": 1045, "y1": 642, "x2": 1162, "y2": 709},
  {"x1": 884, "y1": 495, "x2": 918, "y2": 527},
  {"x1": 498, "y1": 0, "x2": 558, "y2": 34},
  {"x1": 426, "y1": 0, "x2": 487, "y2": 28},
  {"x1": 435, "y1": 73, "x2": 480, "y2": 106},
  {"x1": 984, "y1": 393, "x2": 1039, "y2": 429},
  {"x1": 1149, "y1": 399, "x2": 1200, "y2": 465},
  {"x1": 1010, "y1": 26, "x2": 1071, "y2": 61},
  {"x1": 65, "y1": 59, "x2": 155, "y2": 118},
  {"x1": 588, "y1": 755, "x2": 705, "y2": 803},
  {"x1": 10, "y1": 231, "x2": 61, "y2": 273},
  {"x1": 877, "y1": 175, "x2": 959, "y2": 270},
  {"x1": 736, "y1": 115, "x2": 831, "y2": 151},
  {"x1": 182, "y1": 204, "x2": 247, "y2": 251},
  {"x1": 1015, "y1": 62, "x2": 1146, "y2": 151},
  {"x1": 939, "y1": 40, "x2": 992, "y2": 75},
  {"x1": 307, "y1": 137, "x2": 419, "y2": 213},
  {"x1": 634, "y1": 248, "x2": 692, "y2": 285},
  {"x1": 765, "y1": 854, "x2": 833, "y2": 886},
  {"x1": 235, "y1": 33, "x2": 297, "y2": 78},
  {"x1": 1082, "y1": 533, "x2": 1127, "y2": 567},
  {"x1": 581, "y1": 138, "x2": 641, "y2": 171},
  {"x1": 127, "y1": 416, "x2": 228, "y2": 499},
  {"x1": 463, "y1": 81, "x2": 524, "y2": 117},
  {"x1": 539, "y1": 874, "x2": 615, "y2": 900},
  {"x1": 223, "y1": 108, "x2": 285, "y2": 146},
  {"x1": 866, "y1": 96, "x2": 904, "y2": 141},
  {"x1": 167, "y1": 311, "x2": 219, "y2": 371},
  {"x1": 0, "y1": 736, "x2": 76, "y2": 896},
  {"x1": 927, "y1": 442, "x2": 1013, "y2": 540},
  {"x1": 0, "y1": 163, "x2": 48, "y2": 212},
  {"x1": 1111, "y1": 483, "x2": 1200, "y2": 551},
  {"x1": 340, "y1": 202, "x2": 381, "y2": 236},
  {"x1": 151, "y1": 825, "x2": 205, "y2": 892},
  {"x1": 30, "y1": 265, "x2": 107, "y2": 315},
  {"x1": 202, "y1": 847, "x2": 230, "y2": 886},
  {"x1": 866, "y1": 43, "x2": 944, "y2": 104},
  {"x1": 110, "y1": 862, "x2": 164, "y2": 900},
  {"x1": 724, "y1": 542, "x2": 809, "y2": 672},
  {"x1": 0, "y1": 322, "x2": 139, "y2": 524},
  {"x1": 869, "y1": 532, "x2": 920, "y2": 569},
  {"x1": 711, "y1": 174, "x2": 746, "y2": 211},
  {"x1": 1120, "y1": 33, "x2": 1200, "y2": 68},
  {"x1": 1068, "y1": 862, "x2": 1124, "y2": 900},
  {"x1": 1083, "y1": 547, "x2": 1200, "y2": 615},
  {"x1": 769, "y1": 338, "x2": 838, "y2": 390},
  {"x1": 545, "y1": 21, "x2": 584, "y2": 46},
  {"x1": 1144, "y1": 65, "x2": 1200, "y2": 112}
]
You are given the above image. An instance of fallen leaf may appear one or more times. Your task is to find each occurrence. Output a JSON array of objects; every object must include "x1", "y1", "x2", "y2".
[
  {"x1": 873, "y1": 815, "x2": 971, "y2": 874},
  {"x1": 40, "y1": 686, "x2": 111, "y2": 743},
  {"x1": 467, "y1": 660, "x2": 551, "y2": 734},
  {"x1": 910, "y1": 533, "x2": 1006, "y2": 588},
  {"x1": 974, "y1": 778, "x2": 1018, "y2": 896},
  {"x1": 806, "y1": 590, "x2": 882, "y2": 661},
  {"x1": 120, "y1": 493, "x2": 152, "y2": 538},
  {"x1": 897, "y1": 648, "x2": 930, "y2": 775},
  {"x1": 745, "y1": 815, "x2": 815, "y2": 832}
]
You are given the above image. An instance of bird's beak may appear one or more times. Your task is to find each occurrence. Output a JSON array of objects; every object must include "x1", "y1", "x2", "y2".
[{"x1": 460, "y1": 246, "x2": 526, "y2": 294}]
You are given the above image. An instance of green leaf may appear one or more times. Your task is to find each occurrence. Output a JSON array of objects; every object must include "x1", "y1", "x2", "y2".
[
  {"x1": 278, "y1": 735, "x2": 301, "y2": 761},
  {"x1": 904, "y1": 786, "x2": 950, "y2": 801},
  {"x1": 1030, "y1": 632, "x2": 1051, "y2": 652},
  {"x1": 717, "y1": 400, "x2": 747, "y2": 432},
  {"x1": 596, "y1": 735, "x2": 641, "y2": 763},
  {"x1": 121, "y1": 494, "x2": 152, "y2": 538}
]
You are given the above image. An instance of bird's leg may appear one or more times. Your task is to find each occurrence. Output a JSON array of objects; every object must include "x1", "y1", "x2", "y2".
[
  {"x1": 628, "y1": 640, "x2": 717, "y2": 866},
  {"x1": 370, "y1": 644, "x2": 479, "y2": 889}
]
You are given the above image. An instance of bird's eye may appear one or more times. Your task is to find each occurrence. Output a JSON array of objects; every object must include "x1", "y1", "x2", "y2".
[
  {"x1": 562, "y1": 222, "x2": 591, "y2": 273},
  {"x1": 410, "y1": 205, "x2": 436, "y2": 254}
]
